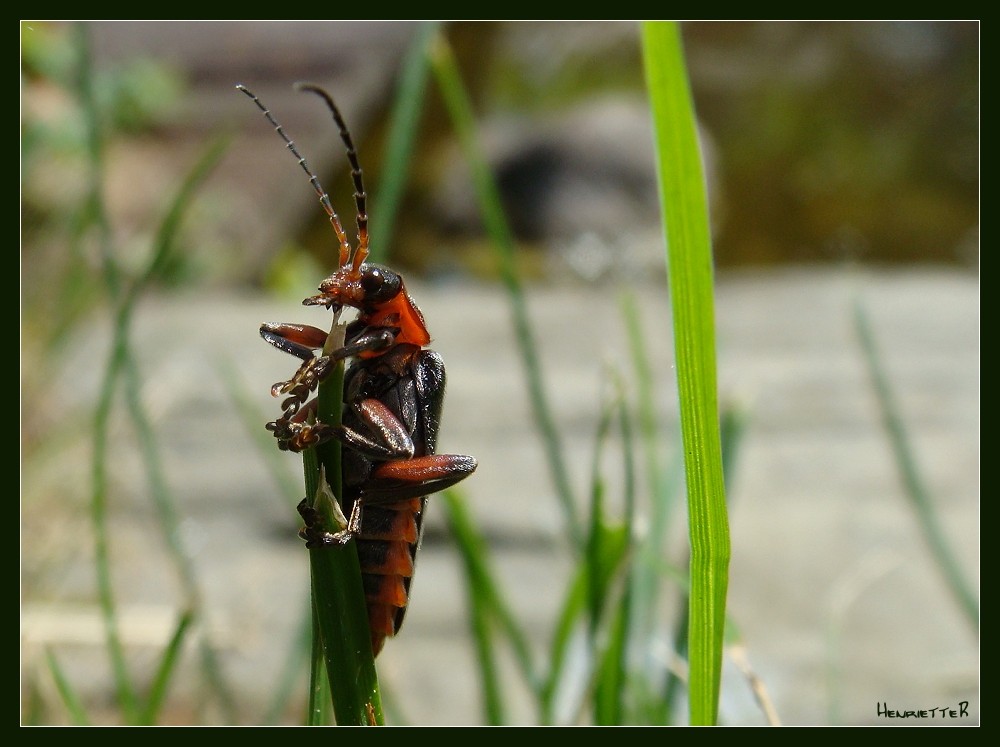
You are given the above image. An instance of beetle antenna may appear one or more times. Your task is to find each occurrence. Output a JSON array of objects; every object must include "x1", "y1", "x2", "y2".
[
  {"x1": 236, "y1": 84, "x2": 352, "y2": 267},
  {"x1": 296, "y1": 83, "x2": 369, "y2": 271}
]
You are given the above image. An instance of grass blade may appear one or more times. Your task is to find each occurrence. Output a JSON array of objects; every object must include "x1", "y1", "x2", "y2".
[
  {"x1": 75, "y1": 20, "x2": 138, "y2": 720},
  {"x1": 853, "y1": 296, "x2": 979, "y2": 632},
  {"x1": 641, "y1": 22, "x2": 730, "y2": 725},
  {"x1": 430, "y1": 33, "x2": 582, "y2": 549},
  {"x1": 584, "y1": 381, "x2": 634, "y2": 725},
  {"x1": 442, "y1": 488, "x2": 542, "y2": 723},
  {"x1": 300, "y1": 327, "x2": 384, "y2": 726},
  {"x1": 139, "y1": 610, "x2": 195, "y2": 724},
  {"x1": 123, "y1": 136, "x2": 237, "y2": 720},
  {"x1": 594, "y1": 381, "x2": 637, "y2": 725},
  {"x1": 265, "y1": 606, "x2": 311, "y2": 724},
  {"x1": 44, "y1": 649, "x2": 91, "y2": 725},
  {"x1": 76, "y1": 20, "x2": 233, "y2": 721},
  {"x1": 368, "y1": 22, "x2": 439, "y2": 263},
  {"x1": 305, "y1": 554, "x2": 333, "y2": 726},
  {"x1": 593, "y1": 584, "x2": 630, "y2": 725},
  {"x1": 442, "y1": 492, "x2": 505, "y2": 724}
]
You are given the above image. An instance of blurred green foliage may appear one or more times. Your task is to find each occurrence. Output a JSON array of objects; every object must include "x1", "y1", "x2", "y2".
[
  {"x1": 682, "y1": 21, "x2": 978, "y2": 265},
  {"x1": 409, "y1": 22, "x2": 979, "y2": 269},
  {"x1": 21, "y1": 22, "x2": 188, "y2": 354}
]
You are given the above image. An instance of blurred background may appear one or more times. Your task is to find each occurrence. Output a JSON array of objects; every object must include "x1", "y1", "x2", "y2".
[{"x1": 21, "y1": 21, "x2": 978, "y2": 725}]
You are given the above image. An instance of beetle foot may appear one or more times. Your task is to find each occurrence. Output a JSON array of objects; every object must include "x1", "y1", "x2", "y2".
[
  {"x1": 266, "y1": 418, "x2": 335, "y2": 452},
  {"x1": 271, "y1": 356, "x2": 334, "y2": 415},
  {"x1": 296, "y1": 498, "x2": 354, "y2": 547}
]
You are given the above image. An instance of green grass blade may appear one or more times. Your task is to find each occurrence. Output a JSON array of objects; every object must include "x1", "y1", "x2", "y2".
[
  {"x1": 131, "y1": 133, "x2": 231, "y2": 297},
  {"x1": 583, "y1": 387, "x2": 632, "y2": 631},
  {"x1": 89, "y1": 340, "x2": 138, "y2": 720},
  {"x1": 593, "y1": 583, "x2": 630, "y2": 725},
  {"x1": 540, "y1": 566, "x2": 586, "y2": 724},
  {"x1": 660, "y1": 574, "x2": 690, "y2": 722},
  {"x1": 265, "y1": 605, "x2": 311, "y2": 724},
  {"x1": 587, "y1": 521, "x2": 630, "y2": 725},
  {"x1": 853, "y1": 297, "x2": 979, "y2": 631},
  {"x1": 76, "y1": 22, "x2": 233, "y2": 719},
  {"x1": 719, "y1": 404, "x2": 748, "y2": 493},
  {"x1": 120, "y1": 137, "x2": 237, "y2": 721},
  {"x1": 22, "y1": 674, "x2": 46, "y2": 725},
  {"x1": 292, "y1": 46, "x2": 439, "y2": 720},
  {"x1": 75, "y1": 20, "x2": 139, "y2": 720},
  {"x1": 300, "y1": 328, "x2": 383, "y2": 726},
  {"x1": 223, "y1": 361, "x2": 332, "y2": 724},
  {"x1": 44, "y1": 649, "x2": 91, "y2": 725},
  {"x1": 620, "y1": 291, "x2": 686, "y2": 723},
  {"x1": 73, "y1": 22, "x2": 119, "y2": 299},
  {"x1": 305, "y1": 556, "x2": 333, "y2": 726},
  {"x1": 642, "y1": 22, "x2": 730, "y2": 725},
  {"x1": 584, "y1": 383, "x2": 634, "y2": 725},
  {"x1": 306, "y1": 531, "x2": 382, "y2": 725},
  {"x1": 441, "y1": 491, "x2": 505, "y2": 724},
  {"x1": 619, "y1": 291, "x2": 673, "y2": 516},
  {"x1": 660, "y1": 404, "x2": 746, "y2": 723},
  {"x1": 596, "y1": 381, "x2": 637, "y2": 725},
  {"x1": 442, "y1": 488, "x2": 542, "y2": 723},
  {"x1": 430, "y1": 34, "x2": 582, "y2": 549},
  {"x1": 139, "y1": 610, "x2": 194, "y2": 724},
  {"x1": 368, "y1": 22, "x2": 439, "y2": 263},
  {"x1": 469, "y1": 578, "x2": 505, "y2": 725},
  {"x1": 85, "y1": 118, "x2": 227, "y2": 590}
]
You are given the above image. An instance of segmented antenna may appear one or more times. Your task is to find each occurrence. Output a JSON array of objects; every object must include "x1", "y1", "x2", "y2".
[
  {"x1": 236, "y1": 84, "x2": 353, "y2": 267},
  {"x1": 296, "y1": 83, "x2": 369, "y2": 271}
]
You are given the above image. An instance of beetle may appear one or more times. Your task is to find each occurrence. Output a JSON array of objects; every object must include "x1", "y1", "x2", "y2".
[{"x1": 238, "y1": 83, "x2": 477, "y2": 655}]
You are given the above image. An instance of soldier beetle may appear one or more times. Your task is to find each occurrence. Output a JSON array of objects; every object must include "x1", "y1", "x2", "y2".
[{"x1": 239, "y1": 83, "x2": 476, "y2": 655}]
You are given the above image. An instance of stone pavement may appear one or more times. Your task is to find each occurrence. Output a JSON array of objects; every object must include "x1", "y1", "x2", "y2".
[{"x1": 21, "y1": 265, "x2": 979, "y2": 725}]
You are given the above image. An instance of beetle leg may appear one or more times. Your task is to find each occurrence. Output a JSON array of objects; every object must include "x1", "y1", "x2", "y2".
[
  {"x1": 260, "y1": 322, "x2": 338, "y2": 420},
  {"x1": 296, "y1": 498, "x2": 328, "y2": 546},
  {"x1": 264, "y1": 325, "x2": 398, "y2": 430},
  {"x1": 363, "y1": 454, "x2": 478, "y2": 503},
  {"x1": 275, "y1": 326, "x2": 398, "y2": 415},
  {"x1": 334, "y1": 399, "x2": 415, "y2": 461},
  {"x1": 260, "y1": 322, "x2": 328, "y2": 360},
  {"x1": 267, "y1": 417, "x2": 336, "y2": 452},
  {"x1": 271, "y1": 356, "x2": 336, "y2": 413},
  {"x1": 328, "y1": 326, "x2": 397, "y2": 361},
  {"x1": 302, "y1": 452, "x2": 476, "y2": 545},
  {"x1": 267, "y1": 400, "x2": 337, "y2": 452},
  {"x1": 333, "y1": 452, "x2": 475, "y2": 543}
]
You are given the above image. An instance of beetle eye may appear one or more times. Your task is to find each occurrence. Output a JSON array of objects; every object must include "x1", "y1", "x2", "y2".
[
  {"x1": 361, "y1": 266, "x2": 385, "y2": 293},
  {"x1": 360, "y1": 265, "x2": 401, "y2": 303}
]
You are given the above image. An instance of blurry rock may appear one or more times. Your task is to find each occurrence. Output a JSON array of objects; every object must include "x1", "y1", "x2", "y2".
[{"x1": 435, "y1": 96, "x2": 720, "y2": 283}]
